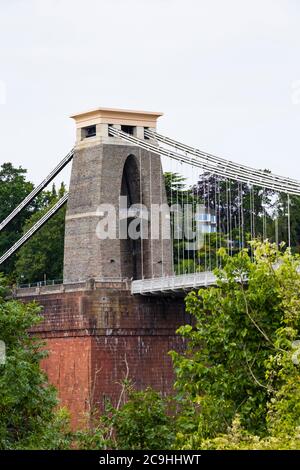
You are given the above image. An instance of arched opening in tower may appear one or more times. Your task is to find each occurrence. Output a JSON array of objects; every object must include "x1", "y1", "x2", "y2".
[{"x1": 120, "y1": 154, "x2": 142, "y2": 280}]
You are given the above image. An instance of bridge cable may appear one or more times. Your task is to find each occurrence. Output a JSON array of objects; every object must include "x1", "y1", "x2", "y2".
[
  {"x1": 238, "y1": 183, "x2": 241, "y2": 251},
  {"x1": 0, "y1": 193, "x2": 68, "y2": 266},
  {"x1": 208, "y1": 177, "x2": 211, "y2": 269},
  {"x1": 218, "y1": 178, "x2": 222, "y2": 266},
  {"x1": 229, "y1": 180, "x2": 233, "y2": 256},
  {"x1": 192, "y1": 162, "x2": 196, "y2": 273},
  {"x1": 109, "y1": 127, "x2": 296, "y2": 261},
  {"x1": 214, "y1": 178, "x2": 218, "y2": 269},
  {"x1": 249, "y1": 185, "x2": 253, "y2": 242},
  {"x1": 287, "y1": 193, "x2": 291, "y2": 248},
  {"x1": 226, "y1": 179, "x2": 230, "y2": 255},
  {"x1": 170, "y1": 155, "x2": 175, "y2": 275},
  {"x1": 197, "y1": 171, "x2": 201, "y2": 271},
  {"x1": 240, "y1": 183, "x2": 243, "y2": 250},
  {"x1": 203, "y1": 177, "x2": 206, "y2": 272},
  {"x1": 145, "y1": 129, "x2": 300, "y2": 196},
  {"x1": 263, "y1": 189, "x2": 267, "y2": 241},
  {"x1": 176, "y1": 160, "x2": 180, "y2": 275},
  {"x1": 241, "y1": 183, "x2": 245, "y2": 249},
  {"x1": 139, "y1": 147, "x2": 144, "y2": 279},
  {"x1": 186, "y1": 164, "x2": 190, "y2": 273},
  {"x1": 0, "y1": 148, "x2": 74, "y2": 232},
  {"x1": 238, "y1": 187, "x2": 241, "y2": 248},
  {"x1": 275, "y1": 199, "x2": 279, "y2": 247},
  {"x1": 109, "y1": 127, "x2": 300, "y2": 196},
  {"x1": 252, "y1": 187, "x2": 256, "y2": 240},
  {"x1": 160, "y1": 152, "x2": 164, "y2": 277},
  {"x1": 249, "y1": 186, "x2": 254, "y2": 258},
  {"x1": 180, "y1": 160, "x2": 185, "y2": 274},
  {"x1": 149, "y1": 151, "x2": 154, "y2": 278}
]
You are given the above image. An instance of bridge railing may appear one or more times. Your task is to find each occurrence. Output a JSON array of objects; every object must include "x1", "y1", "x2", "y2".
[{"x1": 131, "y1": 272, "x2": 217, "y2": 295}]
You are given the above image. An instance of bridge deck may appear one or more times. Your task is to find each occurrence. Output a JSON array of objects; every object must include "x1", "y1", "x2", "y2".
[
  {"x1": 131, "y1": 272, "x2": 217, "y2": 295},
  {"x1": 13, "y1": 274, "x2": 216, "y2": 298}
]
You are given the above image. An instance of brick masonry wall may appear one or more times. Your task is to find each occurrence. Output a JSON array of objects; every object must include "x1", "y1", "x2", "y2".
[{"x1": 17, "y1": 285, "x2": 189, "y2": 428}]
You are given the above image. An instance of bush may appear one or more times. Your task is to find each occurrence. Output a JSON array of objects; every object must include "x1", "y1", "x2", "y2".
[{"x1": 76, "y1": 385, "x2": 176, "y2": 450}]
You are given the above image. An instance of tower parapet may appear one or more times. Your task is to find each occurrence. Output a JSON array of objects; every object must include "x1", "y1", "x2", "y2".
[{"x1": 70, "y1": 106, "x2": 163, "y2": 147}]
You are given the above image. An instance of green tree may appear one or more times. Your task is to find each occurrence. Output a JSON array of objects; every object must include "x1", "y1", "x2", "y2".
[
  {"x1": 164, "y1": 172, "x2": 202, "y2": 274},
  {"x1": 164, "y1": 171, "x2": 281, "y2": 275},
  {"x1": 277, "y1": 193, "x2": 300, "y2": 252},
  {"x1": 164, "y1": 172, "x2": 188, "y2": 206},
  {"x1": 170, "y1": 241, "x2": 300, "y2": 449},
  {"x1": 15, "y1": 183, "x2": 67, "y2": 284},
  {"x1": 0, "y1": 163, "x2": 39, "y2": 278},
  {"x1": 0, "y1": 275, "x2": 71, "y2": 449},
  {"x1": 193, "y1": 172, "x2": 276, "y2": 246},
  {"x1": 76, "y1": 385, "x2": 176, "y2": 450},
  {"x1": 109, "y1": 387, "x2": 175, "y2": 450}
]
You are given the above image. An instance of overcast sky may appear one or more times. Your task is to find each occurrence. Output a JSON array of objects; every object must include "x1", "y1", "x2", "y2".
[{"x1": 1, "y1": 0, "x2": 300, "y2": 187}]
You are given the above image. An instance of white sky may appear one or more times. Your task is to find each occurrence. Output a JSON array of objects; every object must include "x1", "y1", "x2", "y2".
[{"x1": 0, "y1": 0, "x2": 300, "y2": 187}]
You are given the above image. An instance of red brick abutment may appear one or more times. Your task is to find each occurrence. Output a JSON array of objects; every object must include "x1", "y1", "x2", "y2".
[{"x1": 14, "y1": 279, "x2": 189, "y2": 427}]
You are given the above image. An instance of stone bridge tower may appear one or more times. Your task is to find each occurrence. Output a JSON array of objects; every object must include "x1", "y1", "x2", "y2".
[
  {"x1": 17, "y1": 108, "x2": 189, "y2": 428},
  {"x1": 63, "y1": 107, "x2": 173, "y2": 283}
]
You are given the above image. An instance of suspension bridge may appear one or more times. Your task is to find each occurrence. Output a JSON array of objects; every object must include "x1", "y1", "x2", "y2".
[{"x1": 0, "y1": 107, "x2": 298, "y2": 295}]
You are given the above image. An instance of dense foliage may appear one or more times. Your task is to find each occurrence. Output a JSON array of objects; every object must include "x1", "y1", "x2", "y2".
[
  {"x1": 15, "y1": 183, "x2": 66, "y2": 284},
  {"x1": 0, "y1": 164, "x2": 37, "y2": 279},
  {"x1": 0, "y1": 275, "x2": 70, "y2": 449},
  {"x1": 0, "y1": 162, "x2": 66, "y2": 284},
  {"x1": 171, "y1": 241, "x2": 300, "y2": 449},
  {"x1": 76, "y1": 386, "x2": 176, "y2": 450},
  {"x1": 74, "y1": 242, "x2": 300, "y2": 450}
]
